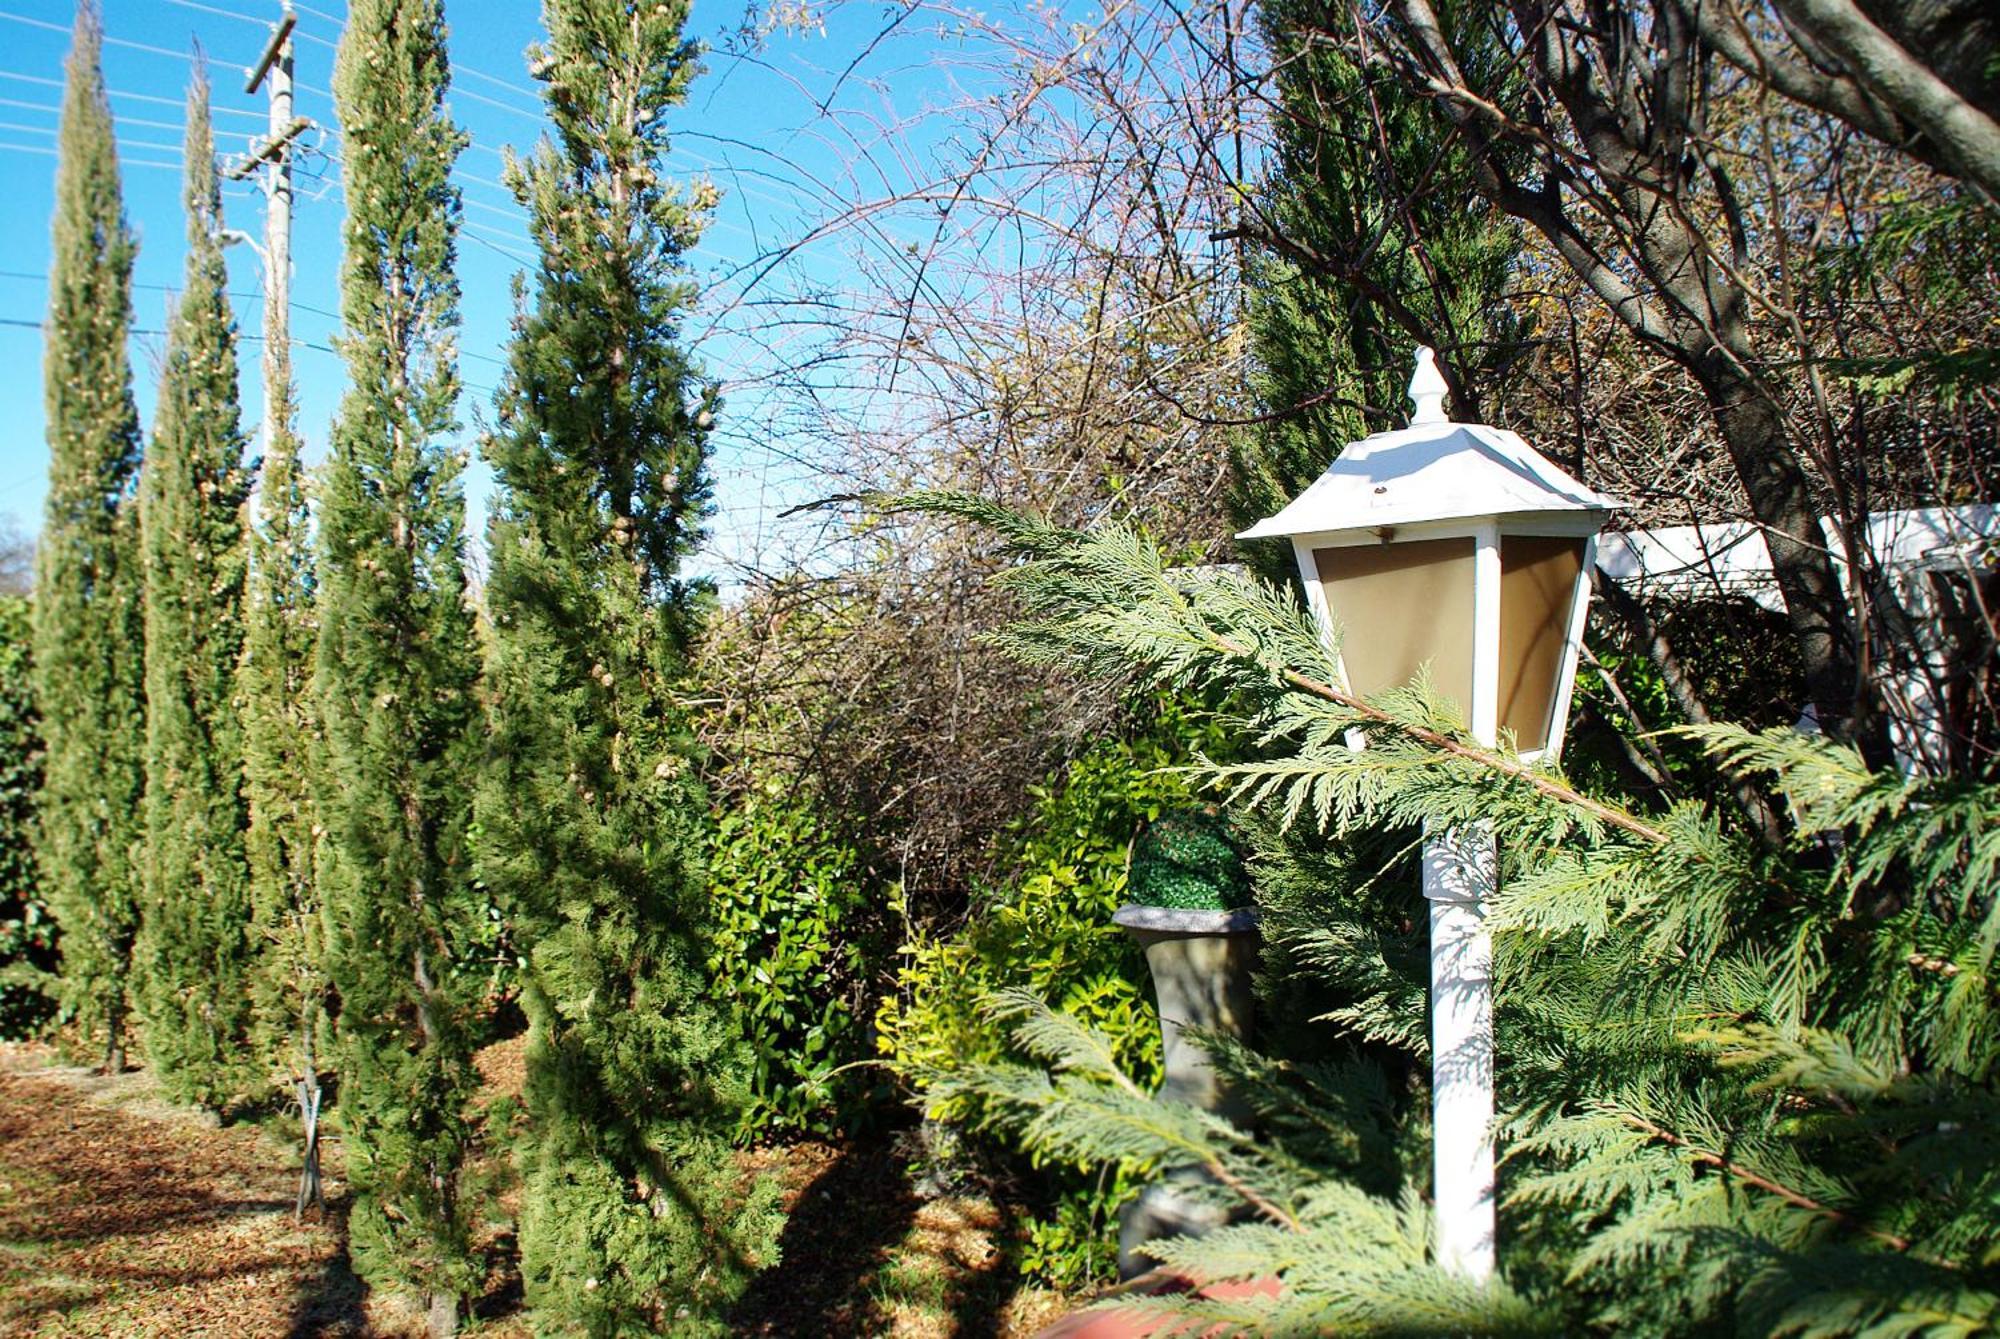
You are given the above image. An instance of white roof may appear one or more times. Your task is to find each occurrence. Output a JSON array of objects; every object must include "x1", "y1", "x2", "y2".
[{"x1": 1236, "y1": 419, "x2": 1622, "y2": 541}]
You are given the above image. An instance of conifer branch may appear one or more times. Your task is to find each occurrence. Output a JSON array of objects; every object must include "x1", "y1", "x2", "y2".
[
  {"x1": 1616, "y1": 1112, "x2": 1931, "y2": 1259},
  {"x1": 881, "y1": 489, "x2": 1672, "y2": 845},
  {"x1": 1205, "y1": 632, "x2": 1671, "y2": 845}
]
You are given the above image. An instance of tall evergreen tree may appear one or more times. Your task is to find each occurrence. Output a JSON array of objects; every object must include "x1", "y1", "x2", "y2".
[
  {"x1": 133, "y1": 69, "x2": 254, "y2": 1110},
  {"x1": 0, "y1": 595, "x2": 53, "y2": 1039},
  {"x1": 317, "y1": 0, "x2": 479, "y2": 1328},
  {"x1": 35, "y1": 2, "x2": 147, "y2": 1072},
  {"x1": 477, "y1": 1, "x2": 777, "y2": 1328},
  {"x1": 240, "y1": 90, "x2": 325, "y2": 1224},
  {"x1": 1230, "y1": 0, "x2": 1519, "y2": 581}
]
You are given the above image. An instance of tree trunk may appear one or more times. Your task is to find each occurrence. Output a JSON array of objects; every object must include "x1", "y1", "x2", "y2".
[
  {"x1": 1381, "y1": 0, "x2": 1893, "y2": 764},
  {"x1": 293, "y1": 1071, "x2": 323, "y2": 1219},
  {"x1": 424, "y1": 1289, "x2": 458, "y2": 1339},
  {"x1": 1689, "y1": 352, "x2": 1890, "y2": 764},
  {"x1": 1592, "y1": 569, "x2": 1790, "y2": 844},
  {"x1": 104, "y1": 1000, "x2": 126, "y2": 1074}
]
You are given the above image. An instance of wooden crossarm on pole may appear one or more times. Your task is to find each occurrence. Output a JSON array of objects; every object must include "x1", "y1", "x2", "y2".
[
  {"x1": 226, "y1": 117, "x2": 311, "y2": 181},
  {"x1": 244, "y1": 11, "x2": 299, "y2": 94}
]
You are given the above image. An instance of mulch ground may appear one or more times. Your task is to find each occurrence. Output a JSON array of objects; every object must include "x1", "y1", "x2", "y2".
[
  {"x1": 0, "y1": 1041, "x2": 1075, "y2": 1337},
  {"x1": 0, "y1": 1043, "x2": 369, "y2": 1337}
]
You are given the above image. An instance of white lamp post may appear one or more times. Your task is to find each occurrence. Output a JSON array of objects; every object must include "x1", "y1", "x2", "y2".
[{"x1": 1237, "y1": 348, "x2": 1619, "y2": 1280}]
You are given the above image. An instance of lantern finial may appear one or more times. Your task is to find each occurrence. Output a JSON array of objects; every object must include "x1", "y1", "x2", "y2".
[{"x1": 1409, "y1": 346, "x2": 1449, "y2": 426}]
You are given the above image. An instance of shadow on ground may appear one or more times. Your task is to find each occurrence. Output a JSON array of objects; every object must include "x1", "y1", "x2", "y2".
[
  {"x1": 728, "y1": 1133, "x2": 1062, "y2": 1338},
  {"x1": 284, "y1": 1197, "x2": 368, "y2": 1338},
  {"x1": 0, "y1": 1055, "x2": 354, "y2": 1336},
  {"x1": 730, "y1": 1137, "x2": 925, "y2": 1336}
]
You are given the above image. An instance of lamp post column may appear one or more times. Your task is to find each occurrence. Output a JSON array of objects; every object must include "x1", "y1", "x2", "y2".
[
  {"x1": 1430, "y1": 511, "x2": 1500, "y2": 1281},
  {"x1": 1422, "y1": 823, "x2": 1496, "y2": 1280}
]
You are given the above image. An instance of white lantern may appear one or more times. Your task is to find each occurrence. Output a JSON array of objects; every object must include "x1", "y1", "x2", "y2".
[{"x1": 1237, "y1": 347, "x2": 1619, "y2": 1279}]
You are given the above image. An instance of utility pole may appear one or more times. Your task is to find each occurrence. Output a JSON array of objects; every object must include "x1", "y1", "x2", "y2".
[
  {"x1": 227, "y1": 8, "x2": 308, "y2": 463},
  {"x1": 227, "y1": 6, "x2": 324, "y2": 1221}
]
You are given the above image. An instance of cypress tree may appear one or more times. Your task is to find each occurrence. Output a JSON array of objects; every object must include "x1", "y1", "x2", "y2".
[
  {"x1": 1231, "y1": 0, "x2": 1519, "y2": 581},
  {"x1": 317, "y1": 0, "x2": 480, "y2": 1328},
  {"x1": 477, "y1": 1, "x2": 776, "y2": 1328},
  {"x1": 0, "y1": 595, "x2": 53, "y2": 1039},
  {"x1": 133, "y1": 69, "x2": 254, "y2": 1110},
  {"x1": 240, "y1": 93, "x2": 325, "y2": 1225},
  {"x1": 35, "y1": 2, "x2": 147, "y2": 1072}
]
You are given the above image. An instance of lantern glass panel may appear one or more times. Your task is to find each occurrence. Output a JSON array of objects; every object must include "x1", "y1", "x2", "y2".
[
  {"x1": 1314, "y1": 537, "x2": 1475, "y2": 711},
  {"x1": 1497, "y1": 535, "x2": 1586, "y2": 751}
]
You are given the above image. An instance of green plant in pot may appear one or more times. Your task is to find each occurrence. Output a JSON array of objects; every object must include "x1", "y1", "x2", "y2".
[{"x1": 1113, "y1": 807, "x2": 1259, "y2": 1277}]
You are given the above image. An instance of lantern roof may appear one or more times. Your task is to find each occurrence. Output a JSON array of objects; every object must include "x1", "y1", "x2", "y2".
[{"x1": 1237, "y1": 348, "x2": 1621, "y2": 542}]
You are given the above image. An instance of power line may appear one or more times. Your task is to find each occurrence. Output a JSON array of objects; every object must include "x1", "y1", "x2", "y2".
[
  {"x1": 0, "y1": 267, "x2": 341, "y2": 325},
  {"x1": 287, "y1": 0, "x2": 540, "y2": 102},
  {"x1": 451, "y1": 82, "x2": 539, "y2": 122},
  {"x1": 163, "y1": 0, "x2": 263, "y2": 26},
  {"x1": 288, "y1": 2, "x2": 342, "y2": 28},
  {"x1": 0, "y1": 269, "x2": 508, "y2": 372},
  {"x1": 0, "y1": 95, "x2": 257, "y2": 139},
  {"x1": 0, "y1": 69, "x2": 266, "y2": 119},
  {"x1": 0, "y1": 313, "x2": 497, "y2": 394},
  {"x1": 161, "y1": 0, "x2": 333, "y2": 51},
  {"x1": 461, "y1": 193, "x2": 528, "y2": 228},
  {"x1": 462, "y1": 221, "x2": 535, "y2": 267},
  {"x1": 0, "y1": 9, "x2": 203, "y2": 64},
  {"x1": 281, "y1": 2, "x2": 542, "y2": 119},
  {"x1": 456, "y1": 165, "x2": 515, "y2": 196},
  {"x1": 0, "y1": 120, "x2": 188, "y2": 156},
  {"x1": 454, "y1": 62, "x2": 537, "y2": 103},
  {"x1": 0, "y1": 140, "x2": 181, "y2": 171}
]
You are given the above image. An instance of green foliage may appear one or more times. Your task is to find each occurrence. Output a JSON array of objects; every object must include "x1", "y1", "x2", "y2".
[
  {"x1": 132, "y1": 73, "x2": 254, "y2": 1111},
  {"x1": 905, "y1": 498, "x2": 2000, "y2": 1336},
  {"x1": 880, "y1": 705, "x2": 1229, "y2": 1285},
  {"x1": 476, "y1": 1, "x2": 779, "y2": 1330},
  {"x1": 0, "y1": 596, "x2": 53, "y2": 1039},
  {"x1": 941, "y1": 992, "x2": 1556, "y2": 1335},
  {"x1": 317, "y1": 0, "x2": 482, "y2": 1317},
  {"x1": 35, "y1": 2, "x2": 146, "y2": 1069},
  {"x1": 882, "y1": 721, "x2": 1207, "y2": 1109},
  {"x1": 1129, "y1": 809, "x2": 1249, "y2": 912},
  {"x1": 707, "y1": 784, "x2": 884, "y2": 1137}
]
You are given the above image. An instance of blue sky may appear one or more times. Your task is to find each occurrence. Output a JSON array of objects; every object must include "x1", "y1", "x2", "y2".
[{"x1": 0, "y1": 0, "x2": 992, "y2": 581}]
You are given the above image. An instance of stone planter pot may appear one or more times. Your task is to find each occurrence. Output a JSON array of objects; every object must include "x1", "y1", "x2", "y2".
[{"x1": 1111, "y1": 903, "x2": 1259, "y2": 1278}]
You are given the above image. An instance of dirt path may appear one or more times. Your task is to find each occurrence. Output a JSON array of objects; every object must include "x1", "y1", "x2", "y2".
[{"x1": 0, "y1": 1043, "x2": 365, "y2": 1337}]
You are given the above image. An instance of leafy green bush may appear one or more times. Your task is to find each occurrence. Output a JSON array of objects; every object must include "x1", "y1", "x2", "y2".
[
  {"x1": 0, "y1": 595, "x2": 52, "y2": 1039},
  {"x1": 878, "y1": 700, "x2": 1232, "y2": 1285},
  {"x1": 707, "y1": 783, "x2": 889, "y2": 1136}
]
